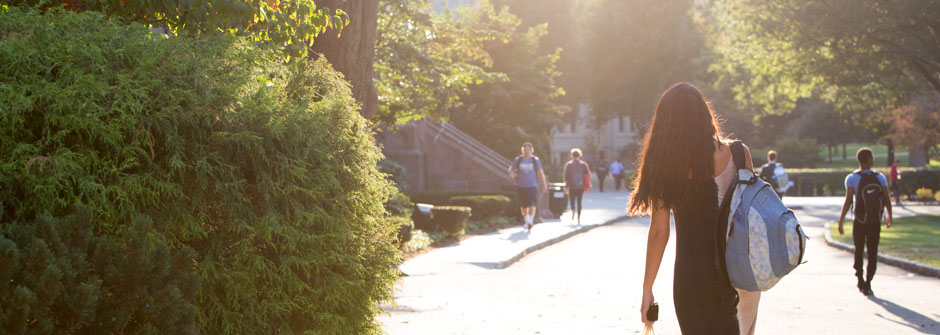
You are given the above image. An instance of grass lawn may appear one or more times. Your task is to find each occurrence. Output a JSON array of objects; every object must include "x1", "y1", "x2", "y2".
[
  {"x1": 753, "y1": 143, "x2": 911, "y2": 169},
  {"x1": 830, "y1": 214, "x2": 940, "y2": 268}
]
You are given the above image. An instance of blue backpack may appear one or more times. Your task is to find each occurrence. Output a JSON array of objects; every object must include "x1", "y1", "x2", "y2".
[{"x1": 718, "y1": 142, "x2": 807, "y2": 292}]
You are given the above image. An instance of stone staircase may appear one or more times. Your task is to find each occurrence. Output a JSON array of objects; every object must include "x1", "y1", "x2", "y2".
[{"x1": 421, "y1": 119, "x2": 514, "y2": 187}]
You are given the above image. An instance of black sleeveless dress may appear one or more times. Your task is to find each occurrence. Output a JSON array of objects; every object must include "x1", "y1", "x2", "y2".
[{"x1": 671, "y1": 177, "x2": 740, "y2": 334}]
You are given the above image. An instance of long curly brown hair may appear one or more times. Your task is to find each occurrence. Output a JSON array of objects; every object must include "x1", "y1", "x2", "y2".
[{"x1": 627, "y1": 83, "x2": 725, "y2": 215}]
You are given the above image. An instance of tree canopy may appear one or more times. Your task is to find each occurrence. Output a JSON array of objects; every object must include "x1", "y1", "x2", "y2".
[
  {"x1": 710, "y1": 0, "x2": 940, "y2": 114},
  {"x1": 373, "y1": 0, "x2": 511, "y2": 126},
  {"x1": 449, "y1": 2, "x2": 566, "y2": 160},
  {"x1": 7, "y1": 0, "x2": 349, "y2": 58}
]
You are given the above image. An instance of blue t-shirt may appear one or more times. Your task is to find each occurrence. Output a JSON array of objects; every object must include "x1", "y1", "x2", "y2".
[
  {"x1": 514, "y1": 156, "x2": 542, "y2": 188},
  {"x1": 845, "y1": 169, "x2": 888, "y2": 203}
]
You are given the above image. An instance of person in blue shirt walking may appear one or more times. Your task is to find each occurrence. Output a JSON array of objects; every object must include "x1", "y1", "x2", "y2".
[
  {"x1": 507, "y1": 142, "x2": 548, "y2": 231},
  {"x1": 609, "y1": 159, "x2": 625, "y2": 191},
  {"x1": 838, "y1": 148, "x2": 893, "y2": 296}
]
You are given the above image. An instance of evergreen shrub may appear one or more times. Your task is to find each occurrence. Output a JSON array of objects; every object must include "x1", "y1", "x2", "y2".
[
  {"x1": 378, "y1": 159, "x2": 408, "y2": 190},
  {"x1": 899, "y1": 168, "x2": 940, "y2": 196},
  {"x1": 408, "y1": 190, "x2": 519, "y2": 217},
  {"x1": 774, "y1": 138, "x2": 822, "y2": 168},
  {"x1": 430, "y1": 206, "x2": 472, "y2": 236},
  {"x1": 785, "y1": 167, "x2": 938, "y2": 196},
  {"x1": 449, "y1": 195, "x2": 510, "y2": 220},
  {"x1": 0, "y1": 8, "x2": 399, "y2": 334},
  {"x1": 0, "y1": 205, "x2": 200, "y2": 334},
  {"x1": 393, "y1": 216, "x2": 414, "y2": 248}
]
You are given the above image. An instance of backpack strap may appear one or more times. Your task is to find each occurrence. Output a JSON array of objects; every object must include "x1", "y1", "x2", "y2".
[
  {"x1": 730, "y1": 141, "x2": 746, "y2": 170},
  {"x1": 730, "y1": 141, "x2": 758, "y2": 185},
  {"x1": 715, "y1": 141, "x2": 745, "y2": 289}
]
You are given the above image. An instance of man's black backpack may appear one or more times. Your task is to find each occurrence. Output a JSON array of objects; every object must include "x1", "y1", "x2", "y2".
[
  {"x1": 759, "y1": 162, "x2": 777, "y2": 188},
  {"x1": 854, "y1": 171, "x2": 885, "y2": 224}
]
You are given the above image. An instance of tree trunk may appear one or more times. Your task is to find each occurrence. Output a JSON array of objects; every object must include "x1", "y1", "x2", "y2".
[
  {"x1": 827, "y1": 145, "x2": 832, "y2": 162},
  {"x1": 909, "y1": 145, "x2": 928, "y2": 167},
  {"x1": 886, "y1": 140, "x2": 895, "y2": 166},
  {"x1": 310, "y1": 0, "x2": 380, "y2": 119},
  {"x1": 842, "y1": 143, "x2": 847, "y2": 161}
]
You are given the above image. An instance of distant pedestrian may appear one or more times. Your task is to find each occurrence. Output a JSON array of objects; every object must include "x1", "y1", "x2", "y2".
[
  {"x1": 758, "y1": 150, "x2": 791, "y2": 198},
  {"x1": 507, "y1": 142, "x2": 548, "y2": 231},
  {"x1": 596, "y1": 160, "x2": 609, "y2": 192},
  {"x1": 838, "y1": 148, "x2": 893, "y2": 296},
  {"x1": 630, "y1": 83, "x2": 749, "y2": 334},
  {"x1": 610, "y1": 159, "x2": 625, "y2": 191},
  {"x1": 563, "y1": 148, "x2": 591, "y2": 224},
  {"x1": 889, "y1": 160, "x2": 902, "y2": 206}
]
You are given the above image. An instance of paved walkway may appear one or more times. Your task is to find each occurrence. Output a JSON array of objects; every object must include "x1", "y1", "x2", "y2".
[
  {"x1": 401, "y1": 191, "x2": 633, "y2": 276},
  {"x1": 380, "y1": 196, "x2": 940, "y2": 334}
]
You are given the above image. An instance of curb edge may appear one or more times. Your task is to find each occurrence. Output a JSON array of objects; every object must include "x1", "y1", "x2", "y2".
[
  {"x1": 494, "y1": 214, "x2": 634, "y2": 269},
  {"x1": 823, "y1": 222, "x2": 940, "y2": 279}
]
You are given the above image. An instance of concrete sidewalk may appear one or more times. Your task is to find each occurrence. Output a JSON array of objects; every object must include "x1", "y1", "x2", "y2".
[
  {"x1": 400, "y1": 191, "x2": 636, "y2": 276},
  {"x1": 382, "y1": 196, "x2": 940, "y2": 334}
]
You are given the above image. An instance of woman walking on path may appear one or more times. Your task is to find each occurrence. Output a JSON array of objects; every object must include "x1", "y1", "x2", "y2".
[
  {"x1": 563, "y1": 148, "x2": 591, "y2": 224},
  {"x1": 630, "y1": 83, "x2": 757, "y2": 334}
]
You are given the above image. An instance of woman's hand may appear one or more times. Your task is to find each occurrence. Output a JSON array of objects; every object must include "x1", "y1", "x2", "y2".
[
  {"x1": 640, "y1": 290, "x2": 655, "y2": 325},
  {"x1": 564, "y1": 186, "x2": 569, "y2": 195}
]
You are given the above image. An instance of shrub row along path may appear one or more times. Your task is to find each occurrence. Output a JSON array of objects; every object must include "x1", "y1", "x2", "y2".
[{"x1": 379, "y1": 194, "x2": 940, "y2": 334}]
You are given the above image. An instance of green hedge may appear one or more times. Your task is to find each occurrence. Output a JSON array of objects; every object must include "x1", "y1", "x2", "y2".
[
  {"x1": 431, "y1": 206, "x2": 472, "y2": 236},
  {"x1": 408, "y1": 190, "x2": 520, "y2": 217},
  {"x1": 448, "y1": 195, "x2": 511, "y2": 220},
  {"x1": 899, "y1": 169, "x2": 940, "y2": 195},
  {"x1": 0, "y1": 205, "x2": 200, "y2": 334},
  {"x1": 0, "y1": 8, "x2": 398, "y2": 334},
  {"x1": 393, "y1": 216, "x2": 415, "y2": 248},
  {"x1": 784, "y1": 167, "x2": 940, "y2": 196}
]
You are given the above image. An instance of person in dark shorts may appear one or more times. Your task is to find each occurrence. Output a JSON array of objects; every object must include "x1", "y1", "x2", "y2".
[
  {"x1": 838, "y1": 148, "x2": 893, "y2": 296},
  {"x1": 507, "y1": 142, "x2": 547, "y2": 231},
  {"x1": 595, "y1": 160, "x2": 608, "y2": 192},
  {"x1": 563, "y1": 148, "x2": 591, "y2": 224}
]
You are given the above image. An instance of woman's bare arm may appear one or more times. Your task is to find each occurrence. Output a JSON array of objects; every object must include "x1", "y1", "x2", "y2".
[{"x1": 641, "y1": 203, "x2": 670, "y2": 324}]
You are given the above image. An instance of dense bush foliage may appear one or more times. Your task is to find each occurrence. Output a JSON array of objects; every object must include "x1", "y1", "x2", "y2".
[
  {"x1": 785, "y1": 167, "x2": 938, "y2": 196},
  {"x1": 392, "y1": 216, "x2": 414, "y2": 248},
  {"x1": 0, "y1": 205, "x2": 200, "y2": 334},
  {"x1": 408, "y1": 190, "x2": 520, "y2": 217},
  {"x1": 7, "y1": 0, "x2": 348, "y2": 59},
  {"x1": 448, "y1": 195, "x2": 511, "y2": 220},
  {"x1": 773, "y1": 138, "x2": 823, "y2": 168},
  {"x1": 898, "y1": 168, "x2": 940, "y2": 196},
  {"x1": 0, "y1": 8, "x2": 398, "y2": 334},
  {"x1": 379, "y1": 158, "x2": 408, "y2": 190},
  {"x1": 431, "y1": 206, "x2": 472, "y2": 236}
]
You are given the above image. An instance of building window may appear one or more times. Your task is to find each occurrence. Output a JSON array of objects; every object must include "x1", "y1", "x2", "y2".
[
  {"x1": 569, "y1": 116, "x2": 577, "y2": 133},
  {"x1": 619, "y1": 116, "x2": 625, "y2": 133}
]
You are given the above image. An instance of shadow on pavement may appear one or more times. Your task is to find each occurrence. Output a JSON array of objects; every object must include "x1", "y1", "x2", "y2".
[
  {"x1": 465, "y1": 262, "x2": 499, "y2": 269},
  {"x1": 868, "y1": 295, "x2": 940, "y2": 333},
  {"x1": 503, "y1": 229, "x2": 530, "y2": 243}
]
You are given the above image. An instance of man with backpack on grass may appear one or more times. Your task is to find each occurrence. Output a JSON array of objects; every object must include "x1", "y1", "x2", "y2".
[{"x1": 837, "y1": 148, "x2": 893, "y2": 296}]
